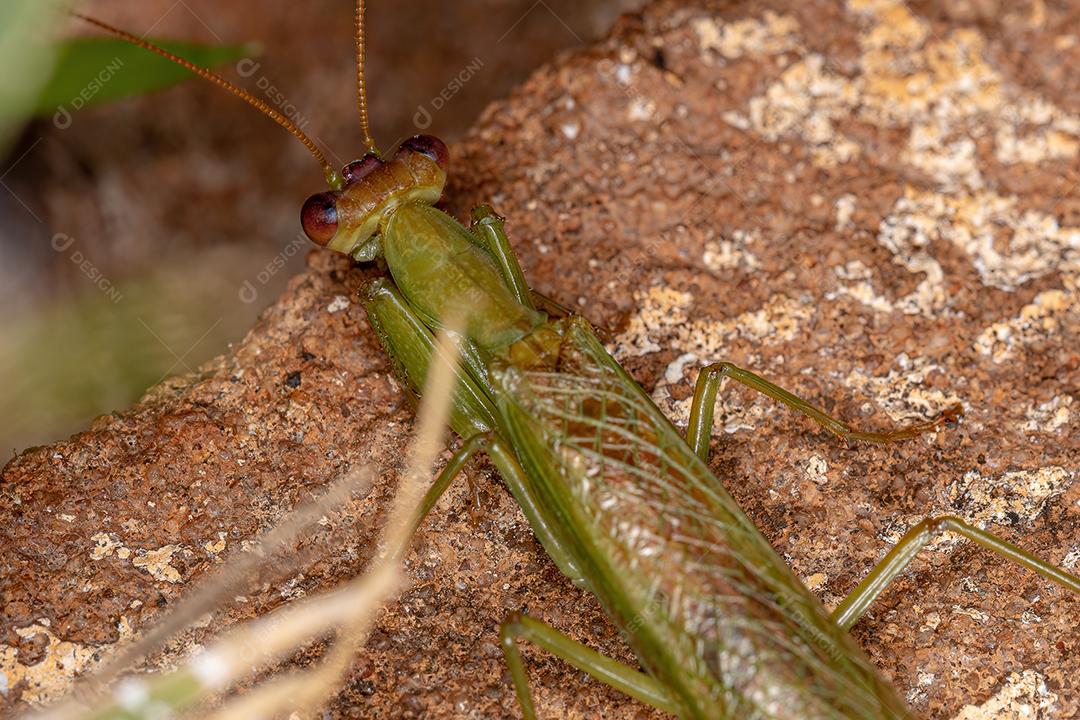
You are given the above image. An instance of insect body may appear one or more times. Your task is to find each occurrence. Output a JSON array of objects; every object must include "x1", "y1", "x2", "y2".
[
  {"x1": 80, "y1": 3, "x2": 1080, "y2": 717},
  {"x1": 289, "y1": 118, "x2": 1077, "y2": 720}
]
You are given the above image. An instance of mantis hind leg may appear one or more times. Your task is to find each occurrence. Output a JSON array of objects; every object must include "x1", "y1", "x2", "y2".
[
  {"x1": 500, "y1": 613, "x2": 679, "y2": 719},
  {"x1": 684, "y1": 361, "x2": 964, "y2": 462},
  {"x1": 832, "y1": 515, "x2": 1080, "y2": 631},
  {"x1": 363, "y1": 276, "x2": 499, "y2": 436}
]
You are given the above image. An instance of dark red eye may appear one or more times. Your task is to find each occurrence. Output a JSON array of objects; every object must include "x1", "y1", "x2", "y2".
[
  {"x1": 342, "y1": 153, "x2": 383, "y2": 185},
  {"x1": 396, "y1": 134, "x2": 449, "y2": 171},
  {"x1": 301, "y1": 191, "x2": 340, "y2": 246}
]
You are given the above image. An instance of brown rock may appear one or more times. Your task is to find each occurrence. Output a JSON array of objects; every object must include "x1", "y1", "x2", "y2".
[{"x1": 3, "y1": 1, "x2": 1079, "y2": 718}]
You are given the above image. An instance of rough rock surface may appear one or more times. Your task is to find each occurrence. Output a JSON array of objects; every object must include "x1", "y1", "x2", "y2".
[{"x1": 3, "y1": 0, "x2": 1079, "y2": 718}]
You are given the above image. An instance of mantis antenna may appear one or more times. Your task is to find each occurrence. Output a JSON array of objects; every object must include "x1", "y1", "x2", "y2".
[
  {"x1": 72, "y1": 13, "x2": 343, "y2": 189},
  {"x1": 354, "y1": 0, "x2": 380, "y2": 156}
]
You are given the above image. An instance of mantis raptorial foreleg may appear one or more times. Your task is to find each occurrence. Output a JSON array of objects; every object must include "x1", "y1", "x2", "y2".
[
  {"x1": 470, "y1": 204, "x2": 536, "y2": 310},
  {"x1": 362, "y1": 250, "x2": 677, "y2": 718},
  {"x1": 832, "y1": 515, "x2": 1080, "y2": 631},
  {"x1": 363, "y1": 269, "x2": 587, "y2": 585},
  {"x1": 393, "y1": 410, "x2": 661, "y2": 719},
  {"x1": 407, "y1": 430, "x2": 575, "y2": 579},
  {"x1": 406, "y1": 433, "x2": 491, "y2": 545},
  {"x1": 685, "y1": 361, "x2": 965, "y2": 462},
  {"x1": 491, "y1": 438, "x2": 679, "y2": 719},
  {"x1": 364, "y1": 277, "x2": 498, "y2": 435},
  {"x1": 470, "y1": 204, "x2": 574, "y2": 322}
]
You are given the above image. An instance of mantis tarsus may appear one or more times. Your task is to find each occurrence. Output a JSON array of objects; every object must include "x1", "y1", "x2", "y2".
[{"x1": 73, "y1": 2, "x2": 1080, "y2": 717}]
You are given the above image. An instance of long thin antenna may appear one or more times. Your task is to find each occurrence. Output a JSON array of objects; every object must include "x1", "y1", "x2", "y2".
[
  {"x1": 72, "y1": 13, "x2": 342, "y2": 188},
  {"x1": 354, "y1": 0, "x2": 380, "y2": 155}
]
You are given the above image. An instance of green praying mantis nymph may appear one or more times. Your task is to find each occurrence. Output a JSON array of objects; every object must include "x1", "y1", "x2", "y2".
[{"x1": 78, "y1": 4, "x2": 1080, "y2": 718}]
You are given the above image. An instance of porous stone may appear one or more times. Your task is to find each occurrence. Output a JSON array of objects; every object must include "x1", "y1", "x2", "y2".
[{"x1": 3, "y1": 1, "x2": 1079, "y2": 717}]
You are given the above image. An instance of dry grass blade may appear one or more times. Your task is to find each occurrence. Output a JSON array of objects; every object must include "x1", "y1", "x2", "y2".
[{"x1": 30, "y1": 322, "x2": 465, "y2": 720}]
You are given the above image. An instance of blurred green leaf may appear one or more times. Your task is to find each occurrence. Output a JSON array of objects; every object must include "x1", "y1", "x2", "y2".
[
  {"x1": 0, "y1": 244, "x2": 272, "y2": 453},
  {"x1": 0, "y1": 0, "x2": 65, "y2": 148},
  {"x1": 34, "y1": 37, "x2": 254, "y2": 118}
]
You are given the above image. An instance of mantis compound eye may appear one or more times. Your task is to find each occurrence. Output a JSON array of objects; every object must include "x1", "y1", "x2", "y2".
[
  {"x1": 396, "y1": 134, "x2": 449, "y2": 171},
  {"x1": 342, "y1": 153, "x2": 384, "y2": 185},
  {"x1": 301, "y1": 191, "x2": 340, "y2": 246}
]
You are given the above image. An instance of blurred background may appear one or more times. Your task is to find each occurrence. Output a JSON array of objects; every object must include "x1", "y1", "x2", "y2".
[{"x1": 0, "y1": 0, "x2": 643, "y2": 456}]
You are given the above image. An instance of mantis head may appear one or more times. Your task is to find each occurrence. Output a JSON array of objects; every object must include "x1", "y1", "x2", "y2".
[{"x1": 301, "y1": 135, "x2": 449, "y2": 259}]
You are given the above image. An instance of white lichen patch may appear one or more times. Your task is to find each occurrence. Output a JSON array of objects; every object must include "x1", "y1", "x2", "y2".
[
  {"x1": 959, "y1": 198, "x2": 1079, "y2": 291},
  {"x1": 857, "y1": 22, "x2": 1001, "y2": 189},
  {"x1": 712, "y1": 0, "x2": 1080, "y2": 365},
  {"x1": 1, "y1": 623, "x2": 99, "y2": 705},
  {"x1": 1023, "y1": 394, "x2": 1073, "y2": 434},
  {"x1": 942, "y1": 466, "x2": 1072, "y2": 535},
  {"x1": 613, "y1": 287, "x2": 812, "y2": 362},
  {"x1": 852, "y1": 2, "x2": 1078, "y2": 180},
  {"x1": 90, "y1": 532, "x2": 129, "y2": 561},
  {"x1": 834, "y1": 194, "x2": 856, "y2": 231},
  {"x1": 950, "y1": 670, "x2": 1058, "y2": 720},
  {"x1": 906, "y1": 668, "x2": 939, "y2": 706},
  {"x1": 874, "y1": 185, "x2": 1079, "y2": 318},
  {"x1": 614, "y1": 286, "x2": 693, "y2": 358},
  {"x1": 613, "y1": 287, "x2": 813, "y2": 427},
  {"x1": 876, "y1": 192, "x2": 948, "y2": 315},
  {"x1": 805, "y1": 454, "x2": 829, "y2": 485},
  {"x1": 723, "y1": 54, "x2": 862, "y2": 167},
  {"x1": 903, "y1": 118, "x2": 982, "y2": 190},
  {"x1": 659, "y1": 377, "x2": 774, "y2": 437},
  {"x1": 844, "y1": 354, "x2": 961, "y2": 422},
  {"x1": 827, "y1": 281, "x2": 897, "y2": 314},
  {"x1": 995, "y1": 121, "x2": 1080, "y2": 165},
  {"x1": 691, "y1": 11, "x2": 801, "y2": 59},
  {"x1": 131, "y1": 544, "x2": 183, "y2": 583},
  {"x1": 834, "y1": 260, "x2": 874, "y2": 282},
  {"x1": 951, "y1": 605, "x2": 990, "y2": 624},
  {"x1": 827, "y1": 260, "x2": 896, "y2": 313},
  {"x1": 730, "y1": 295, "x2": 812, "y2": 343},
  {"x1": 847, "y1": 0, "x2": 929, "y2": 51},
  {"x1": 203, "y1": 532, "x2": 228, "y2": 555},
  {"x1": 663, "y1": 352, "x2": 699, "y2": 385},
  {"x1": 974, "y1": 289, "x2": 1073, "y2": 362},
  {"x1": 326, "y1": 295, "x2": 350, "y2": 314},
  {"x1": 702, "y1": 236, "x2": 760, "y2": 272},
  {"x1": 995, "y1": 94, "x2": 1080, "y2": 165},
  {"x1": 880, "y1": 467, "x2": 1072, "y2": 553},
  {"x1": 723, "y1": 0, "x2": 1079, "y2": 186},
  {"x1": 891, "y1": 188, "x2": 1080, "y2": 292}
]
